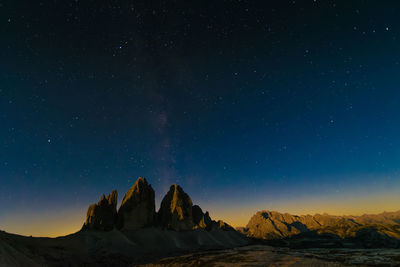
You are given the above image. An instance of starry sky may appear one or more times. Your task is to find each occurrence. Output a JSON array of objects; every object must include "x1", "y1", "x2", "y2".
[{"x1": 1, "y1": 1, "x2": 400, "y2": 237}]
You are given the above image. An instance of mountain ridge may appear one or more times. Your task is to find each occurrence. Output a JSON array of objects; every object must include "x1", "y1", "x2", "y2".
[
  {"x1": 83, "y1": 177, "x2": 236, "y2": 232},
  {"x1": 239, "y1": 209, "x2": 400, "y2": 248}
]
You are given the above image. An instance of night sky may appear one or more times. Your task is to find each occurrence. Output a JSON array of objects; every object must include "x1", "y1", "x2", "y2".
[{"x1": 1, "y1": 1, "x2": 400, "y2": 237}]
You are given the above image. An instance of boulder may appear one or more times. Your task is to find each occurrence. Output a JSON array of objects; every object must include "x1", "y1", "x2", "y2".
[
  {"x1": 117, "y1": 177, "x2": 156, "y2": 230},
  {"x1": 83, "y1": 190, "x2": 118, "y2": 231},
  {"x1": 158, "y1": 184, "x2": 194, "y2": 231}
]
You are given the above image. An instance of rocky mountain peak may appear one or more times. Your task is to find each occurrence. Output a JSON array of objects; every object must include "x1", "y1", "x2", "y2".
[
  {"x1": 81, "y1": 178, "x2": 237, "y2": 233},
  {"x1": 158, "y1": 184, "x2": 194, "y2": 231},
  {"x1": 83, "y1": 190, "x2": 118, "y2": 231},
  {"x1": 117, "y1": 177, "x2": 156, "y2": 230}
]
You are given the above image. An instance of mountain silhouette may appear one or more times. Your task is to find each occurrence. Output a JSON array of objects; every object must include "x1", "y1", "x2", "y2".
[{"x1": 0, "y1": 177, "x2": 247, "y2": 267}]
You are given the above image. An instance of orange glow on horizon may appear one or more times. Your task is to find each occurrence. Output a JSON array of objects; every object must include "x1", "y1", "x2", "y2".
[
  {"x1": 1, "y1": 191, "x2": 399, "y2": 237},
  {"x1": 1, "y1": 208, "x2": 86, "y2": 238}
]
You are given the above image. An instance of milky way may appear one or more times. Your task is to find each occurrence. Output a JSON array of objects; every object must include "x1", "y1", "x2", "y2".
[{"x1": 1, "y1": 1, "x2": 400, "y2": 236}]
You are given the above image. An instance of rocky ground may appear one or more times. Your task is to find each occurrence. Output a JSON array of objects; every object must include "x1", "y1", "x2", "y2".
[{"x1": 140, "y1": 245, "x2": 400, "y2": 267}]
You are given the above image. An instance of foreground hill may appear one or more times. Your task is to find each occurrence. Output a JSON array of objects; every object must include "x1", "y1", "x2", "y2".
[
  {"x1": 0, "y1": 178, "x2": 247, "y2": 267},
  {"x1": 240, "y1": 210, "x2": 400, "y2": 248},
  {"x1": 0, "y1": 227, "x2": 246, "y2": 266}
]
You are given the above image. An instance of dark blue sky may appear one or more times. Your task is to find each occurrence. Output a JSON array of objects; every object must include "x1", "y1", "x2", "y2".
[{"x1": 1, "y1": 1, "x2": 400, "y2": 235}]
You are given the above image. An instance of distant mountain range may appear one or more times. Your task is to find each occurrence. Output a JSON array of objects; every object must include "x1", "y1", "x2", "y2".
[{"x1": 238, "y1": 210, "x2": 400, "y2": 248}]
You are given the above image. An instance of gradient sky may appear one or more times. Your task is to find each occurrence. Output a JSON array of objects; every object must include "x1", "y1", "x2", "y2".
[{"x1": 1, "y1": 1, "x2": 400, "y2": 237}]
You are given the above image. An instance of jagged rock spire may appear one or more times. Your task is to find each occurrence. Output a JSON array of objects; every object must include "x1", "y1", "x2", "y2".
[
  {"x1": 117, "y1": 177, "x2": 156, "y2": 230},
  {"x1": 82, "y1": 178, "x2": 234, "y2": 233},
  {"x1": 158, "y1": 184, "x2": 194, "y2": 231},
  {"x1": 83, "y1": 190, "x2": 118, "y2": 231},
  {"x1": 192, "y1": 205, "x2": 213, "y2": 230}
]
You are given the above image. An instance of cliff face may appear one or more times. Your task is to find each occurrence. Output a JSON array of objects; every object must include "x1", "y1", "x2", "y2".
[
  {"x1": 82, "y1": 177, "x2": 236, "y2": 232},
  {"x1": 158, "y1": 184, "x2": 195, "y2": 231},
  {"x1": 83, "y1": 190, "x2": 118, "y2": 231},
  {"x1": 192, "y1": 205, "x2": 213, "y2": 230},
  {"x1": 117, "y1": 177, "x2": 156, "y2": 230}
]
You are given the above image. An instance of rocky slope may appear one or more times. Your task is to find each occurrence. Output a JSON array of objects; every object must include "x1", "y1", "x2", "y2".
[
  {"x1": 241, "y1": 210, "x2": 400, "y2": 248},
  {"x1": 0, "y1": 227, "x2": 248, "y2": 267}
]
